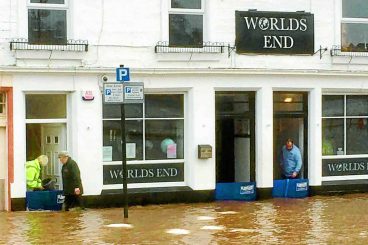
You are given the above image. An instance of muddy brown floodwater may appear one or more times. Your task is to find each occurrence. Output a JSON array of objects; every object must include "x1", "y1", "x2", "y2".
[{"x1": 1, "y1": 193, "x2": 368, "y2": 244}]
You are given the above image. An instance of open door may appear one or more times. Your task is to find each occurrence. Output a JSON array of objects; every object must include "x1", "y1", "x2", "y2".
[
  {"x1": 273, "y1": 92, "x2": 308, "y2": 179},
  {"x1": 215, "y1": 92, "x2": 255, "y2": 183}
]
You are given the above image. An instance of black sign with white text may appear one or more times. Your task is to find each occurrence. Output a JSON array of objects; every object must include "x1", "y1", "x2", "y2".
[
  {"x1": 322, "y1": 158, "x2": 368, "y2": 176},
  {"x1": 235, "y1": 11, "x2": 314, "y2": 54},
  {"x1": 103, "y1": 163, "x2": 184, "y2": 184}
]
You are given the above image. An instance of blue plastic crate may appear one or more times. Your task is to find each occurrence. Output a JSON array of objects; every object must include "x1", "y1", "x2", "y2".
[
  {"x1": 272, "y1": 179, "x2": 309, "y2": 198},
  {"x1": 215, "y1": 182, "x2": 256, "y2": 201},
  {"x1": 26, "y1": 190, "x2": 64, "y2": 211}
]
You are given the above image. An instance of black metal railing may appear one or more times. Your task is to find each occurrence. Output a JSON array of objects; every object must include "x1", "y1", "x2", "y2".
[
  {"x1": 10, "y1": 38, "x2": 88, "y2": 52},
  {"x1": 155, "y1": 41, "x2": 226, "y2": 53},
  {"x1": 331, "y1": 45, "x2": 368, "y2": 57}
]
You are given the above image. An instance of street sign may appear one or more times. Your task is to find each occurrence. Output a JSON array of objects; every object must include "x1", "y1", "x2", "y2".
[
  {"x1": 123, "y1": 82, "x2": 144, "y2": 104},
  {"x1": 103, "y1": 83, "x2": 124, "y2": 104},
  {"x1": 116, "y1": 67, "x2": 130, "y2": 82}
]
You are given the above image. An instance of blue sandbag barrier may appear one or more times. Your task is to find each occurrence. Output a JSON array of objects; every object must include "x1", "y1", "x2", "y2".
[
  {"x1": 26, "y1": 190, "x2": 65, "y2": 211},
  {"x1": 215, "y1": 182, "x2": 256, "y2": 201},
  {"x1": 272, "y1": 179, "x2": 309, "y2": 198}
]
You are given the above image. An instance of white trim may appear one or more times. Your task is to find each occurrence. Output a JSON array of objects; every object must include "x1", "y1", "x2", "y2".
[
  {"x1": 25, "y1": 119, "x2": 67, "y2": 124},
  {"x1": 322, "y1": 175, "x2": 368, "y2": 181},
  {"x1": 103, "y1": 159, "x2": 185, "y2": 165}
]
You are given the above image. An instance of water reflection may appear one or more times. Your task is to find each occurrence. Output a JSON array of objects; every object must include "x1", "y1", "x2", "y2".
[{"x1": 1, "y1": 194, "x2": 368, "y2": 244}]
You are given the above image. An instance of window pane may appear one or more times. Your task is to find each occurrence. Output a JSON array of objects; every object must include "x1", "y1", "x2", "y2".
[
  {"x1": 145, "y1": 94, "x2": 184, "y2": 118},
  {"x1": 347, "y1": 95, "x2": 368, "y2": 116},
  {"x1": 341, "y1": 23, "x2": 368, "y2": 52},
  {"x1": 273, "y1": 93, "x2": 304, "y2": 112},
  {"x1": 342, "y1": 0, "x2": 368, "y2": 18},
  {"x1": 169, "y1": 14, "x2": 203, "y2": 47},
  {"x1": 347, "y1": 118, "x2": 368, "y2": 154},
  {"x1": 145, "y1": 120, "x2": 184, "y2": 160},
  {"x1": 28, "y1": 9, "x2": 67, "y2": 45},
  {"x1": 26, "y1": 94, "x2": 66, "y2": 119},
  {"x1": 322, "y1": 95, "x2": 344, "y2": 117},
  {"x1": 171, "y1": 0, "x2": 201, "y2": 9},
  {"x1": 31, "y1": 0, "x2": 65, "y2": 3},
  {"x1": 103, "y1": 120, "x2": 143, "y2": 161},
  {"x1": 322, "y1": 119, "x2": 344, "y2": 155},
  {"x1": 103, "y1": 104, "x2": 143, "y2": 119}
]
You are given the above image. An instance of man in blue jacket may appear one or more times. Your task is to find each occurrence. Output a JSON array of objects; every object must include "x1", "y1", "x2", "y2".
[{"x1": 280, "y1": 138, "x2": 302, "y2": 179}]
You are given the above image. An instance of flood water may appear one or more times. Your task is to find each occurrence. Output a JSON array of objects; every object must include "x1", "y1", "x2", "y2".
[{"x1": 1, "y1": 193, "x2": 368, "y2": 244}]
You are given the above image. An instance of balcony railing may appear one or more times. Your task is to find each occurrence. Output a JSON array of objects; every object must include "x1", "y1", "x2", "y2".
[
  {"x1": 10, "y1": 39, "x2": 88, "y2": 52},
  {"x1": 155, "y1": 41, "x2": 226, "y2": 54}
]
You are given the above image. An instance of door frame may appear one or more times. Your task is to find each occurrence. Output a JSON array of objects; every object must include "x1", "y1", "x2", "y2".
[
  {"x1": 215, "y1": 91, "x2": 256, "y2": 183},
  {"x1": 273, "y1": 92, "x2": 308, "y2": 179}
]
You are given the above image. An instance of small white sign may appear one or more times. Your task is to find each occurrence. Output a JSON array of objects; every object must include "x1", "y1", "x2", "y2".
[
  {"x1": 103, "y1": 83, "x2": 124, "y2": 104},
  {"x1": 122, "y1": 82, "x2": 144, "y2": 104},
  {"x1": 103, "y1": 146, "x2": 113, "y2": 161},
  {"x1": 126, "y1": 143, "x2": 136, "y2": 159}
]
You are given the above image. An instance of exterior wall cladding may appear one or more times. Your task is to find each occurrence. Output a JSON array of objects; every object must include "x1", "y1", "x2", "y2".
[{"x1": 1, "y1": 0, "x2": 368, "y2": 211}]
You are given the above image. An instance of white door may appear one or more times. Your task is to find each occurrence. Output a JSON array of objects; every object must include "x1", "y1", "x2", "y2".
[
  {"x1": 41, "y1": 124, "x2": 67, "y2": 190},
  {"x1": 0, "y1": 127, "x2": 6, "y2": 211}
]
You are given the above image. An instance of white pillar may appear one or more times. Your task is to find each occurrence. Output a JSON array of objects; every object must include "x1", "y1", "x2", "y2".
[
  {"x1": 256, "y1": 87, "x2": 273, "y2": 188},
  {"x1": 308, "y1": 88, "x2": 322, "y2": 186}
]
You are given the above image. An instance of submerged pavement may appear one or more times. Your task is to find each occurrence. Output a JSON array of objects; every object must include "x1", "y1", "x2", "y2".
[{"x1": 1, "y1": 193, "x2": 368, "y2": 244}]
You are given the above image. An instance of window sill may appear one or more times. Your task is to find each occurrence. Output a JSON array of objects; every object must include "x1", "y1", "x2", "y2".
[{"x1": 10, "y1": 39, "x2": 88, "y2": 52}]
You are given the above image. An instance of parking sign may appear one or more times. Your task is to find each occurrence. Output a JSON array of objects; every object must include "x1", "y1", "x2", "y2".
[{"x1": 116, "y1": 67, "x2": 130, "y2": 82}]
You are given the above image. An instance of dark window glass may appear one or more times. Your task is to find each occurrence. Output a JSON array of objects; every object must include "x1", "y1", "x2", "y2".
[
  {"x1": 145, "y1": 94, "x2": 184, "y2": 118},
  {"x1": 171, "y1": 0, "x2": 201, "y2": 9},
  {"x1": 103, "y1": 120, "x2": 143, "y2": 161},
  {"x1": 322, "y1": 95, "x2": 344, "y2": 117},
  {"x1": 342, "y1": 0, "x2": 368, "y2": 18},
  {"x1": 26, "y1": 94, "x2": 66, "y2": 119},
  {"x1": 145, "y1": 120, "x2": 184, "y2": 160},
  {"x1": 322, "y1": 119, "x2": 344, "y2": 155},
  {"x1": 169, "y1": 14, "x2": 203, "y2": 47},
  {"x1": 103, "y1": 104, "x2": 143, "y2": 119},
  {"x1": 28, "y1": 9, "x2": 66, "y2": 45},
  {"x1": 273, "y1": 93, "x2": 304, "y2": 112},
  {"x1": 341, "y1": 23, "x2": 368, "y2": 52},
  {"x1": 347, "y1": 118, "x2": 368, "y2": 154},
  {"x1": 347, "y1": 95, "x2": 368, "y2": 116}
]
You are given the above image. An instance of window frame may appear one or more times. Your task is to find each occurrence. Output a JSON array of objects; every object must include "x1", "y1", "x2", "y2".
[
  {"x1": 0, "y1": 93, "x2": 6, "y2": 117},
  {"x1": 339, "y1": 0, "x2": 368, "y2": 52},
  {"x1": 102, "y1": 93, "x2": 186, "y2": 164},
  {"x1": 27, "y1": 0, "x2": 70, "y2": 44},
  {"x1": 322, "y1": 94, "x2": 368, "y2": 158},
  {"x1": 163, "y1": 0, "x2": 206, "y2": 46}
]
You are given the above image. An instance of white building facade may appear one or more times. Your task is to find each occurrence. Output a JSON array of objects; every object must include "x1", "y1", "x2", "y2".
[{"x1": 1, "y1": 0, "x2": 368, "y2": 211}]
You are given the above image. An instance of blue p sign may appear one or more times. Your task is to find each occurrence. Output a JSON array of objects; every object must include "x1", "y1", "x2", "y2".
[{"x1": 116, "y1": 67, "x2": 130, "y2": 82}]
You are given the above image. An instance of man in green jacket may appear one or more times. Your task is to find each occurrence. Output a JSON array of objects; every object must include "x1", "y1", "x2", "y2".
[
  {"x1": 58, "y1": 151, "x2": 84, "y2": 211},
  {"x1": 25, "y1": 155, "x2": 48, "y2": 191}
]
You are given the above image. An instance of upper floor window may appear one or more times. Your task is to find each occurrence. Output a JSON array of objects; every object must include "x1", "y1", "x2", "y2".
[
  {"x1": 341, "y1": 0, "x2": 368, "y2": 52},
  {"x1": 28, "y1": 0, "x2": 67, "y2": 45},
  {"x1": 169, "y1": 0, "x2": 203, "y2": 47}
]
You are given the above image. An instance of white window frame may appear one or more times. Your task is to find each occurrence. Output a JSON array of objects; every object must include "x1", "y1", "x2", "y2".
[
  {"x1": 102, "y1": 92, "x2": 186, "y2": 165},
  {"x1": 322, "y1": 93, "x2": 368, "y2": 159},
  {"x1": 26, "y1": 0, "x2": 70, "y2": 43},
  {"x1": 0, "y1": 93, "x2": 6, "y2": 118},
  {"x1": 337, "y1": 0, "x2": 368, "y2": 52},
  {"x1": 162, "y1": 0, "x2": 206, "y2": 43}
]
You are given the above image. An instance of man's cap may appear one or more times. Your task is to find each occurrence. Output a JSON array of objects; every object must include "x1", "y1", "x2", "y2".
[{"x1": 58, "y1": 151, "x2": 70, "y2": 158}]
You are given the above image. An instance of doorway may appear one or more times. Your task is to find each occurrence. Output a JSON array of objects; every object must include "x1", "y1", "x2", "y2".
[
  {"x1": 26, "y1": 123, "x2": 67, "y2": 190},
  {"x1": 0, "y1": 127, "x2": 6, "y2": 210},
  {"x1": 273, "y1": 92, "x2": 308, "y2": 179},
  {"x1": 215, "y1": 92, "x2": 255, "y2": 183}
]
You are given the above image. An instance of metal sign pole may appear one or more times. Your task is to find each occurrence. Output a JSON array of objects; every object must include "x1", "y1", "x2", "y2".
[{"x1": 120, "y1": 104, "x2": 128, "y2": 218}]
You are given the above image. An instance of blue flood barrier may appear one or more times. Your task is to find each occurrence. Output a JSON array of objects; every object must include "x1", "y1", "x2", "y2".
[
  {"x1": 215, "y1": 182, "x2": 256, "y2": 201},
  {"x1": 26, "y1": 190, "x2": 65, "y2": 211},
  {"x1": 272, "y1": 179, "x2": 309, "y2": 198}
]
